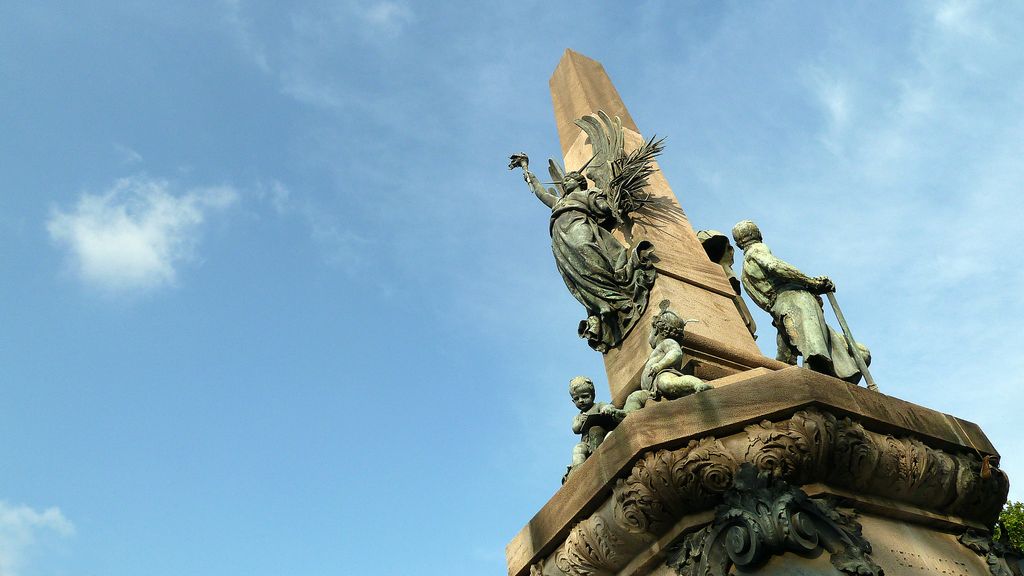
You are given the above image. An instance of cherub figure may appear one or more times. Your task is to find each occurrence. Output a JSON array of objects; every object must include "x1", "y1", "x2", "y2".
[
  {"x1": 624, "y1": 301, "x2": 712, "y2": 413},
  {"x1": 564, "y1": 376, "x2": 625, "y2": 482}
]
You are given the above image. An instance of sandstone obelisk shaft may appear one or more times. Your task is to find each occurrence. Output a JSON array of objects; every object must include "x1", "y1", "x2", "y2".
[{"x1": 550, "y1": 49, "x2": 765, "y2": 404}]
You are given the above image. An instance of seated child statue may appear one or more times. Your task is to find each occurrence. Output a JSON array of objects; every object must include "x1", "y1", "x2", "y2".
[
  {"x1": 564, "y1": 376, "x2": 625, "y2": 483},
  {"x1": 624, "y1": 300, "x2": 713, "y2": 413}
]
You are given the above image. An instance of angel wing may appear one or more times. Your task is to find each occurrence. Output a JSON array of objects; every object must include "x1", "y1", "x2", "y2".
[
  {"x1": 575, "y1": 111, "x2": 665, "y2": 223},
  {"x1": 548, "y1": 158, "x2": 566, "y2": 197},
  {"x1": 574, "y1": 110, "x2": 623, "y2": 193}
]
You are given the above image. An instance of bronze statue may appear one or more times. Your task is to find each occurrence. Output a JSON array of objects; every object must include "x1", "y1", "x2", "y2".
[
  {"x1": 624, "y1": 300, "x2": 712, "y2": 413},
  {"x1": 697, "y1": 229, "x2": 757, "y2": 339},
  {"x1": 565, "y1": 376, "x2": 624, "y2": 482},
  {"x1": 732, "y1": 220, "x2": 869, "y2": 383},
  {"x1": 510, "y1": 112, "x2": 662, "y2": 353}
]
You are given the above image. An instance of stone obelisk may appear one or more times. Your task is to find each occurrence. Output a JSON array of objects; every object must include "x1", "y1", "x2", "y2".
[
  {"x1": 506, "y1": 50, "x2": 1015, "y2": 576},
  {"x1": 550, "y1": 50, "x2": 783, "y2": 406}
]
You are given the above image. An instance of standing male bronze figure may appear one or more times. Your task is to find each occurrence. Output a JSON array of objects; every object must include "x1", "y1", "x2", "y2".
[{"x1": 732, "y1": 220, "x2": 869, "y2": 383}]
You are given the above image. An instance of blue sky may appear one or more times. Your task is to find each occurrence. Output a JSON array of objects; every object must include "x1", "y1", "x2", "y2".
[{"x1": 1, "y1": 2, "x2": 1022, "y2": 575}]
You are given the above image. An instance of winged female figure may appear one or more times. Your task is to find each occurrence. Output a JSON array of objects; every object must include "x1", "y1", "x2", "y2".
[{"x1": 510, "y1": 111, "x2": 663, "y2": 353}]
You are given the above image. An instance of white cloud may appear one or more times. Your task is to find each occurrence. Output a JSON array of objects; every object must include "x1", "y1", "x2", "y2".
[
  {"x1": 934, "y1": 0, "x2": 992, "y2": 40},
  {"x1": 805, "y1": 68, "x2": 852, "y2": 153},
  {"x1": 47, "y1": 176, "x2": 238, "y2": 292},
  {"x1": 221, "y1": 0, "x2": 270, "y2": 72},
  {"x1": 254, "y1": 180, "x2": 291, "y2": 215},
  {"x1": 113, "y1": 143, "x2": 143, "y2": 165},
  {"x1": 255, "y1": 180, "x2": 363, "y2": 267},
  {"x1": 359, "y1": 1, "x2": 414, "y2": 36},
  {"x1": 0, "y1": 502, "x2": 74, "y2": 576}
]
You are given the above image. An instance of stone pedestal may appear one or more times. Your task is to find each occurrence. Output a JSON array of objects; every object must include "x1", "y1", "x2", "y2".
[{"x1": 507, "y1": 368, "x2": 1014, "y2": 576}]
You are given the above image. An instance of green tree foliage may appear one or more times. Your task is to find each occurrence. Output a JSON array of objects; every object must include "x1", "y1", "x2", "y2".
[{"x1": 996, "y1": 501, "x2": 1024, "y2": 551}]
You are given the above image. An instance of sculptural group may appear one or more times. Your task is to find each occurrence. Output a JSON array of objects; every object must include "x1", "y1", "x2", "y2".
[
  {"x1": 511, "y1": 112, "x2": 662, "y2": 353},
  {"x1": 511, "y1": 112, "x2": 881, "y2": 485}
]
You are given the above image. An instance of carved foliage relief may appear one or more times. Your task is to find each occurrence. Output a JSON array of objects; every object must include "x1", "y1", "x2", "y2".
[
  {"x1": 614, "y1": 438, "x2": 736, "y2": 534},
  {"x1": 543, "y1": 408, "x2": 1008, "y2": 576},
  {"x1": 667, "y1": 464, "x2": 883, "y2": 576}
]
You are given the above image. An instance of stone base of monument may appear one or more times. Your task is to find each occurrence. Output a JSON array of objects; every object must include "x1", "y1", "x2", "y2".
[{"x1": 506, "y1": 367, "x2": 1018, "y2": 576}]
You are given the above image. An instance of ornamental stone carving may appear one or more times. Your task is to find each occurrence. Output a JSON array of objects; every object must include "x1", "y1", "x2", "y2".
[
  {"x1": 555, "y1": 516, "x2": 622, "y2": 576},
  {"x1": 828, "y1": 417, "x2": 1007, "y2": 523},
  {"x1": 536, "y1": 408, "x2": 1007, "y2": 576},
  {"x1": 743, "y1": 409, "x2": 835, "y2": 483},
  {"x1": 667, "y1": 464, "x2": 883, "y2": 576},
  {"x1": 948, "y1": 453, "x2": 1011, "y2": 524},
  {"x1": 614, "y1": 438, "x2": 736, "y2": 535}
]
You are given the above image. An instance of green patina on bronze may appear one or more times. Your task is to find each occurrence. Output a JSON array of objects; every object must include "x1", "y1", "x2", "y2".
[
  {"x1": 732, "y1": 219, "x2": 870, "y2": 384},
  {"x1": 697, "y1": 229, "x2": 757, "y2": 339},
  {"x1": 564, "y1": 376, "x2": 625, "y2": 482},
  {"x1": 624, "y1": 300, "x2": 712, "y2": 413},
  {"x1": 510, "y1": 111, "x2": 662, "y2": 353}
]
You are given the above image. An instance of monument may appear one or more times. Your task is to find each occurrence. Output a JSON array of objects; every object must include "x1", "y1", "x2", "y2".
[{"x1": 506, "y1": 50, "x2": 1017, "y2": 576}]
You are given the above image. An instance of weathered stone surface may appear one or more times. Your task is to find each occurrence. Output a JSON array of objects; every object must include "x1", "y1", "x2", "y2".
[
  {"x1": 666, "y1": 464, "x2": 883, "y2": 576},
  {"x1": 550, "y1": 50, "x2": 639, "y2": 155},
  {"x1": 506, "y1": 367, "x2": 1004, "y2": 576}
]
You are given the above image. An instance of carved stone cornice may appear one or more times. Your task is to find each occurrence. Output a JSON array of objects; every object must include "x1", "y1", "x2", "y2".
[
  {"x1": 533, "y1": 407, "x2": 1007, "y2": 576},
  {"x1": 614, "y1": 438, "x2": 736, "y2": 535},
  {"x1": 508, "y1": 369, "x2": 1007, "y2": 576}
]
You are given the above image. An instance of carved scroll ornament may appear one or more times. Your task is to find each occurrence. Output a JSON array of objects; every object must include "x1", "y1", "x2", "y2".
[
  {"x1": 667, "y1": 464, "x2": 883, "y2": 576},
  {"x1": 538, "y1": 408, "x2": 1007, "y2": 576}
]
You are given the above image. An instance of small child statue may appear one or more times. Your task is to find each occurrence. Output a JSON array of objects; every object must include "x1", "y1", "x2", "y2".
[
  {"x1": 564, "y1": 376, "x2": 625, "y2": 483},
  {"x1": 624, "y1": 300, "x2": 713, "y2": 413}
]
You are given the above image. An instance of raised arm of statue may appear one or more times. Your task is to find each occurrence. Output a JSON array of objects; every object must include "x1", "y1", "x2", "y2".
[
  {"x1": 524, "y1": 169, "x2": 558, "y2": 209},
  {"x1": 510, "y1": 153, "x2": 559, "y2": 209}
]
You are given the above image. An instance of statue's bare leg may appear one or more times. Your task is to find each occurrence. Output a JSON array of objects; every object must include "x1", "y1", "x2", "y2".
[
  {"x1": 657, "y1": 373, "x2": 711, "y2": 400},
  {"x1": 623, "y1": 389, "x2": 652, "y2": 413},
  {"x1": 571, "y1": 442, "x2": 590, "y2": 468}
]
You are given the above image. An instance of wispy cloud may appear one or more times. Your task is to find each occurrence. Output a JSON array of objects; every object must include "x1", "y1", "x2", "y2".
[
  {"x1": 934, "y1": 0, "x2": 993, "y2": 40},
  {"x1": 358, "y1": 1, "x2": 414, "y2": 37},
  {"x1": 47, "y1": 176, "x2": 238, "y2": 293},
  {"x1": 0, "y1": 502, "x2": 74, "y2": 576},
  {"x1": 220, "y1": 0, "x2": 270, "y2": 72},
  {"x1": 785, "y1": 2, "x2": 1024, "y2": 496},
  {"x1": 805, "y1": 68, "x2": 852, "y2": 153},
  {"x1": 218, "y1": 1, "x2": 416, "y2": 115},
  {"x1": 113, "y1": 143, "x2": 143, "y2": 166},
  {"x1": 255, "y1": 180, "x2": 364, "y2": 267}
]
